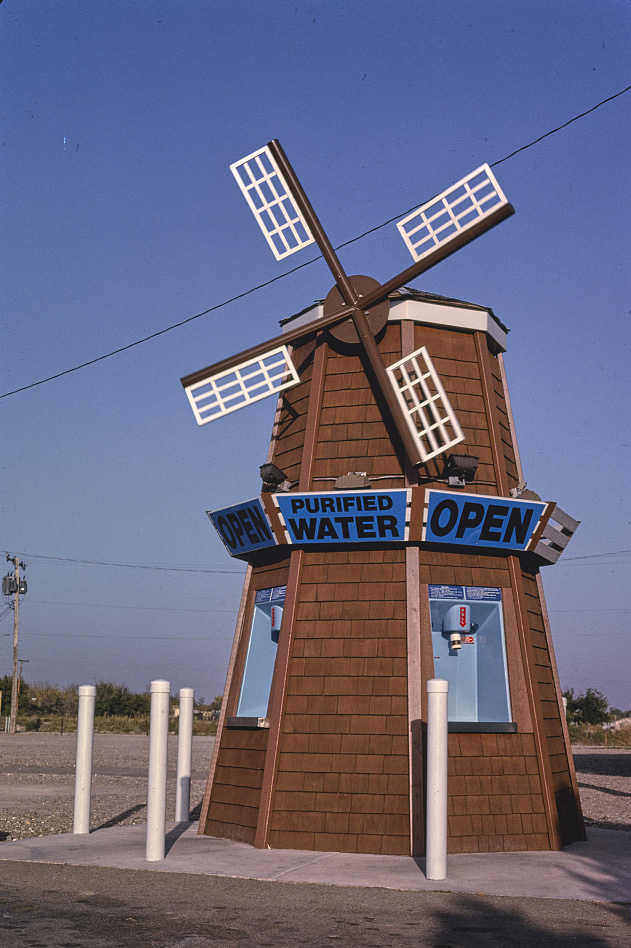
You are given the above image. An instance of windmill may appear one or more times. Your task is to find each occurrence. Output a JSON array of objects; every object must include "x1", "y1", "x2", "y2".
[
  {"x1": 185, "y1": 143, "x2": 584, "y2": 858},
  {"x1": 181, "y1": 141, "x2": 513, "y2": 468}
]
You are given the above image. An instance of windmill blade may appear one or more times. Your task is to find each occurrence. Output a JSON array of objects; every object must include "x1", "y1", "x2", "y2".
[
  {"x1": 355, "y1": 167, "x2": 514, "y2": 312},
  {"x1": 385, "y1": 347, "x2": 464, "y2": 463},
  {"x1": 230, "y1": 145, "x2": 316, "y2": 260},
  {"x1": 397, "y1": 164, "x2": 510, "y2": 264},
  {"x1": 184, "y1": 345, "x2": 301, "y2": 426},
  {"x1": 185, "y1": 151, "x2": 513, "y2": 459}
]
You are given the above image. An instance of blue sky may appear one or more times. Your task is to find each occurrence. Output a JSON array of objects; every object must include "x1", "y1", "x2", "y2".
[{"x1": 2, "y1": 1, "x2": 629, "y2": 708}]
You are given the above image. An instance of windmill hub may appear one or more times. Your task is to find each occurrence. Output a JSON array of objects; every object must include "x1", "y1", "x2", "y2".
[{"x1": 323, "y1": 275, "x2": 390, "y2": 345}]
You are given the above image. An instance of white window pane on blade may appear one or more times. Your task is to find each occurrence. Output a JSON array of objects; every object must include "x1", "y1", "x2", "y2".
[
  {"x1": 185, "y1": 346, "x2": 301, "y2": 425},
  {"x1": 230, "y1": 146, "x2": 315, "y2": 261},
  {"x1": 386, "y1": 347, "x2": 464, "y2": 463},
  {"x1": 397, "y1": 165, "x2": 509, "y2": 262}
]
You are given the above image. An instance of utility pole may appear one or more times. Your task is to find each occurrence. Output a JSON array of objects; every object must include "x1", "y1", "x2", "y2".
[
  {"x1": 18, "y1": 659, "x2": 29, "y2": 696},
  {"x1": 10, "y1": 557, "x2": 21, "y2": 735},
  {"x1": 3, "y1": 555, "x2": 27, "y2": 735}
]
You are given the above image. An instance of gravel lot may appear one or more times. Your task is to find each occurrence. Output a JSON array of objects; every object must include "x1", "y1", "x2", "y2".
[
  {"x1": 0, "y1": 732, "x2": 214, "y2": 841},
  {"x1": 570, "y1": 745, "x2": 631, "y2": 833},
  {"x1": 0, "y1": 734, "x2": 629, "y2": 841}
]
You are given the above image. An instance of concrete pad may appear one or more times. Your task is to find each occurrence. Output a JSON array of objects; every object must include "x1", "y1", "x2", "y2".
[{"x1": 0, "y1": 823, "x2": 629, "y2": 903}]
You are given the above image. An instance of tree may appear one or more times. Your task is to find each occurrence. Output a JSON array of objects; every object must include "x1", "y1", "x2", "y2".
[
  {"x1": 0, "y1": 674, "x2": 31, "y2": 716},
  {"x1": 563, "y1": 687, "x2": 609, "y2": 725},
  {"x1": 61, "y1": 685, "x2": 79, "y2": 717},
  {"x1": 28, "y1": 683, "x2": 80, "y2": 717},
  {"x1": 94, "y1": 681, "x2": 150, "y2": 717},
  {"x1": 30, "y1": 681, "x2": 64, "y2": 715}
]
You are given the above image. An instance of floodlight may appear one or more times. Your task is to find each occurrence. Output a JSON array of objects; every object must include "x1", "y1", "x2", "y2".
[
  {"x1": 442, "y1": 454, "x2": 479, "y2": 487},
  {"x1": 260, "y1": 463, "x2": 289, "y2": 492}
]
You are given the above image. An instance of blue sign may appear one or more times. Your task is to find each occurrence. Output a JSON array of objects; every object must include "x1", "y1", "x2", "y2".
[
  {"x1": 255, "y1": 586, "x2": 287, "y2": 604},
  {"x1": 208, "y1": 498, "x2": 277, "y2": 557},
  {"x1": 423, "y1": 490, "x2": 546, "y2": 552},
  {"x1": 428, "y1": 584, "x2": 467, "y2": 600},
  {"x1": 465, "y1": 586, "x2": 502, "y2": 601},
  {"x1": 274, "y1": 490, "x2": 410, "y2": 545}
]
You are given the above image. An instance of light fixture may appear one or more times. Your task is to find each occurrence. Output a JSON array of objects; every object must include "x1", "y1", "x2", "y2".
[
  {"x1": 335, "y1": 472, "x2": 371, "y2": 490},
  {"x1": 259, "y1": 463, "x2": 290, "y2": 493},
  {"x1": 441, "y1": 454, "x2": 479, "y2": 488}
]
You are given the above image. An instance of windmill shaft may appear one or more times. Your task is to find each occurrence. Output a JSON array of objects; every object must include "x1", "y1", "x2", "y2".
[
  {"x1": 267, "y1": 141, "x2": 359, "y2": 308},
  {"x1": 183, "y1": 189, "x2": 513, "y2": 390},
  {"x1": 180, "y1": 303, "x2": 354, "y2": 389},
  {"x1": 361, "y1": 201, "x2": 515, "y2": 309},
  {"x1": 349, "y1": 306, "x2": 424, "y2": 467},
  {"x1": 269, "y1": 141, "x2": 426, "y2": 467}
]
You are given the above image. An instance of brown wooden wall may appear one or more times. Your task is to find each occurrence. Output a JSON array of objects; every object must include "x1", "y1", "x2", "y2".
[
  {"x1": 200, "y1": 310, "x2": 584, "y2": 855},
  {"x1": 310, "y1": 325, "x2": 405, "y2": 484},
  {"x1": 269, "y1": 340, "x2": 319, "y2": 487},
  {"x1": 519, "y1": 565, "x2": 584, "y2": 846},
  {"x1": 202, "y1": 559, "x2": 289, "y2": 843},
  {"x1": 446, "y1": 732, "x2": 549, "y2": 852},
  {"x1": 268, "y1": 548, "x2": 410, "y2": 855},
  {"x1": 204, "y1": 727, "x2": 268, "y2": 844}
]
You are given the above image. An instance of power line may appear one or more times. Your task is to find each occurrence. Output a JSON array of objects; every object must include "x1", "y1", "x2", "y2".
[
  {"x1": 4, "y1": 550, "x2": 245, "y2": 574},
  {"x1": 1, "y1": 83, "x2": 629, "y2": 401},
  {"x1": 491, "y1": 83, "x2": 631, "y2": 166},
  {"x1": 549, "y1": 608, "x2": 629, "y2": 614},
  {"x1": 22, "y1": 599, "x2": 630, "y2": 617},
  {"x1": 24, "y1": 631, "x2": 223, "y2": 641},
  {"x1": 9, "y1": 547, "x2": 630, "y2": 573},
  {"x1": 4, "y1": 547, "x2": 628, "y2": 574},
  {"x1": 559, "y1": 549, "x2": 630, "y2": 562},
  {"x1": 27, "y1": 599, "x2": 234, "y2": 613}
]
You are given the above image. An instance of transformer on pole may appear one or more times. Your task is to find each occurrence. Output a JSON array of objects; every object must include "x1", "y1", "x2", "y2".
[{"x1": 3, "y1": 555, "x2": 28, "y2": 735}]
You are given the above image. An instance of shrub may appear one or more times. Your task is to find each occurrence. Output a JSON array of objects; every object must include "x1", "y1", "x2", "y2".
[{"x1": 569, "y1": 723, "x2": 631, "y2": 747}]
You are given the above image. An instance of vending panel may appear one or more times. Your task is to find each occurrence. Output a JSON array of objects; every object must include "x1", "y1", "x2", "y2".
[{"x1": 429, "y1": 585, "x2": 512, "y2": 724}]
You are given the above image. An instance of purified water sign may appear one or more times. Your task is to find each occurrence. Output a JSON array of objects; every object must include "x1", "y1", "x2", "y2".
[{"x1": 274, "y1": 490, "x2": 410, "y2": 544}]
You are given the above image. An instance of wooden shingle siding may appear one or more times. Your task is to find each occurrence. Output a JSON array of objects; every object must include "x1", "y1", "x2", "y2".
[
  {"x1": 311, "y1": 327, "x2": 404, "y2": 476},
  {"x1": 270, "y1": 341, "x2": 314, "y2": 484},
  {"x1": 267, "y1": 544, "x2": 410, "y2": 855},
  {"x1": 203, "y1": 727, "x2": 268, "y2": 844},
  {"x1": 200, "y1": 302, "x2": 584, "y2": 855},
  {"x1": 201, "y1": 557, "x2": 290, "y2": 842},
  {"x1": 518, "y1": 566, "x2": 583, "y2": 844},
  {"x1": 446, "y1": 732, "x2": 549, "y2": 852}
]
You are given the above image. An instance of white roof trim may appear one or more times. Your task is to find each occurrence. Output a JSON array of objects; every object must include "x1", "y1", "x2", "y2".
[
  {"x1": 389, "y1": 298, "x2": 507, "y2": 352},
  {"x1": 281, "y1": 297, "x2": 508, "y2": 353}
]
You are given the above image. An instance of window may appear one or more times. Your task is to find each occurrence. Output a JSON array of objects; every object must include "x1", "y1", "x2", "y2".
[
  {"x1": 235, "y1": 586, "x2": 286, "y2": 719},
  {"x1": 429, "y1": 585, "x2": 512, "y2": 725}
]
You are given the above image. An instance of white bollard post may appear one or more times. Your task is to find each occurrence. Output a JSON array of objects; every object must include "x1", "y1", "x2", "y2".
[
  {"x1": 426, "y1": 678, "x2": 449, "y2": 880},
  {"x1": 73, "y1": 685, "x2": 96, "y2": 834},
  {"x1": 175, "y1": 687, "x2": 194, "y2": 823},
  {"x1": 146, "y1": 679, "x2": 170, "y2": 861}
]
